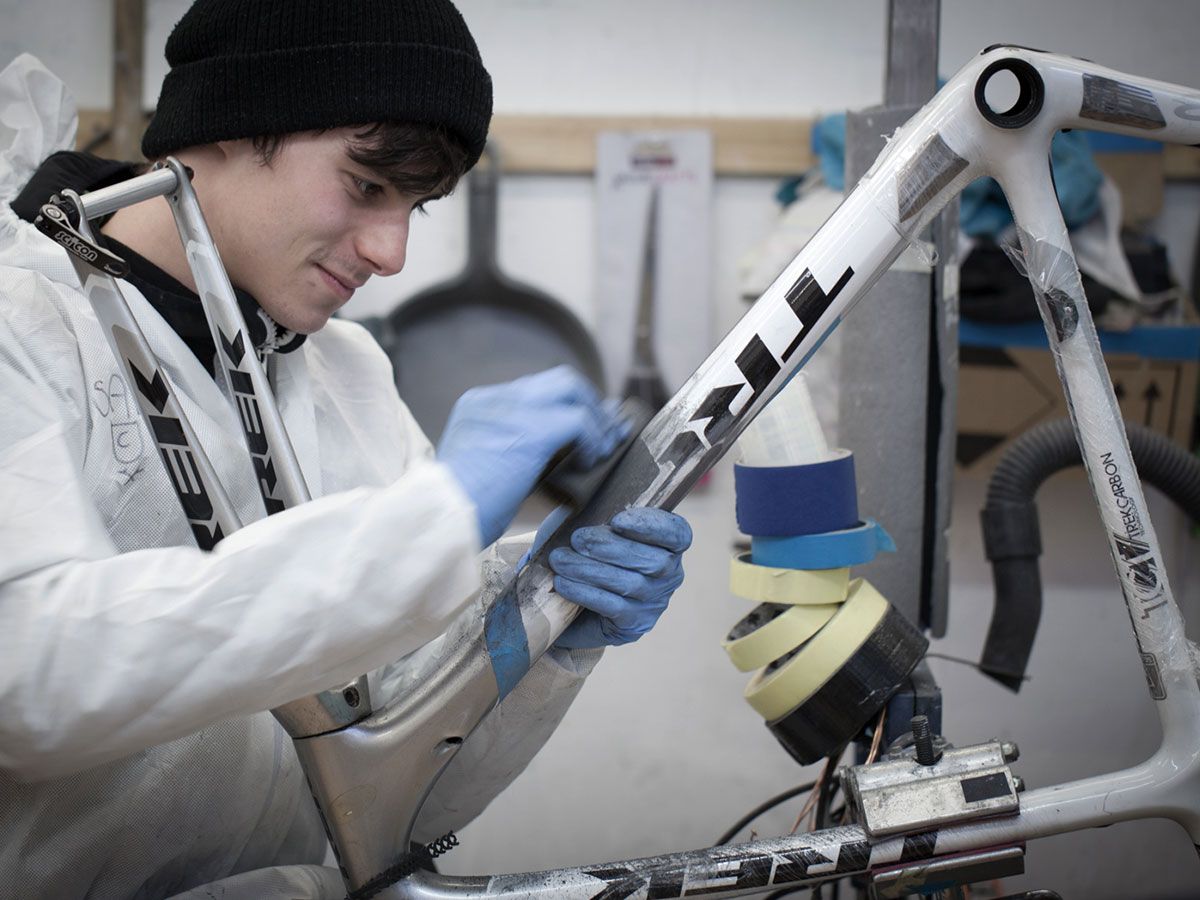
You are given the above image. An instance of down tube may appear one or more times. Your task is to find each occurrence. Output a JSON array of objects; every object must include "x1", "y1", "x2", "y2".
[
  {"x1": 638, "y1": 185, "x2": 911, "y2": 513},
  {"x1": 498, "y1": 180, "x2": 927, "y2": 671},
  {"x1": 503, "y1": 147, "x2": 969, "y2": 669}
]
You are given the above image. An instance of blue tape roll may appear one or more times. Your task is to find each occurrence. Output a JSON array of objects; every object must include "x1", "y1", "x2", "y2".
[
  {"x1": 735, "y1": 450, "x2": 858, "y2": 537},
  {"x1": 751, "y1": 519, "x2": 896, "y2": 570}
]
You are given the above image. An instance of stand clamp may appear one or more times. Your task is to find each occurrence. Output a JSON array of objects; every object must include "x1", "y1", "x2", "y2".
[
  {"x1": 843, "y1": 732, "x2": 1021, "y2": 838},
  {"x1": 35, "y1": 197, "x2": 129, "y2": 278}
]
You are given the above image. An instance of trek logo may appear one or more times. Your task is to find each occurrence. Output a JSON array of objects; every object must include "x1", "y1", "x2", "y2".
[
  {"x1": 1101, "y1": 450, "x2": 1166, "y2": 619},
  {"x1": 113, "y1": 326, "x2": 224, "y2": 550},
  {"x1": 655, "y1": 266, "x2": 854, "y2": 471},
  {"x1": 583, "y1": 839, "x2": 871, "y2": 899},
  {"x1": 1112, "y1": 533, "x2": 1167, "y2": 617},
  {"x1": 218, "y1": 325, "x2": 285, "y2": 514},
  {"x1": 1174, "y1": 103, "x2": 1200, "y2": 122}
]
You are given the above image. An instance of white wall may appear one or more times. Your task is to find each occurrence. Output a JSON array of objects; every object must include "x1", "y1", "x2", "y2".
[{"x1": 4, "y1": 2, "x2": 1200, "y2": 897}]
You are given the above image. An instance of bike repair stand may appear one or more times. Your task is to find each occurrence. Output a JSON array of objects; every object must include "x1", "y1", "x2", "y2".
[
  {"x1": 841, "y1": 4, "x2": 997, "y2": 895},
  {"x1": 841, "y1": 0, "x2": 957, "y2": 648}
]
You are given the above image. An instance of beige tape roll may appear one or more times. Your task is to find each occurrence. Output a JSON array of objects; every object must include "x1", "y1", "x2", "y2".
[
  {"x1": 743, "y1": 578, "x2": 889, "y2": 721},
  {"x1": 728, "y1": 553, "x2": 851, "y2": 606},
  {"x1": 722, "y1": 602, "x2": 840, "y2": 672}
]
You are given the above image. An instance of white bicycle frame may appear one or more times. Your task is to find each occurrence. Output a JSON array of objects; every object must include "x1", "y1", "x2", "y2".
[
  {"x1": 39, "y1": 165, "x2": 372, "y2": 740},
  {"x1": 286, "y1": 46, "x2": 1200, "y2": 898},
  {"x1": 47, "y1": 44, "x2": 1200, "y2": 900}
]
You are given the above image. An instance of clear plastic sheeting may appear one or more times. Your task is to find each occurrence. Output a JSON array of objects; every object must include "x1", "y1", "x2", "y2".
[
  {"x1": 1003, "y1": 226, "x2": 1190, "y2": 701},
  {"x1": 735, "y1": 373, "x2": 829, "y2": 467},
  {"x1": 851, "y1": 77, "x2": 985, "y2": 247}
]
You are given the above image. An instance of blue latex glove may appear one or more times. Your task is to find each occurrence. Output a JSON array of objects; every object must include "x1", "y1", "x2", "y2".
[
  {"x1": 437, "y1": 366, "x2": 629, "y2": 547},
  {"x1": 545, "y1": 507, "x2": 692, "y2": 649}
]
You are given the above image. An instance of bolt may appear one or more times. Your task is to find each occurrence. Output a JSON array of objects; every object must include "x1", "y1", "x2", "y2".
[
  {"x1": 1013, "y1": 776, "x2": 1026, "y2": 793},
  {"x1": 1001, "y1": 741, "x2": 1020, "y2": 763},
  {"x1": 911, "y1": 715, "x2": 941, "y2": 766},
  {"x1": 342, "y1": 686, "x2": 361, "y2": 709}
]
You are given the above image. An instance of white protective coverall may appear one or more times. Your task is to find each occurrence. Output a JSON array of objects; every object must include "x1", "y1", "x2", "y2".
[{"x1": 0, "y1": 55, "x2": 601, "y2": 899}]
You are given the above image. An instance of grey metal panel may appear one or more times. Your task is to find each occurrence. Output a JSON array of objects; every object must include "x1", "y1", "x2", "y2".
[
  {"x1": 884, "y1": 0, "x2": 941, "y2": 108},
  {"x1": 838, "y1": 0, "x2": 957, "y2": 634},
  {"x1": 929, "y1": 192, "x2": 959, "y2": 637},
  {"x1": 840, "y1": 104, "x2": 929, "y2": 629}
]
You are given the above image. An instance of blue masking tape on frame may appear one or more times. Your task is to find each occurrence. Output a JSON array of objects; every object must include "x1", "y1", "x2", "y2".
[
  {"x1": 751, "y1": 519, "x2": 896, "y2": 570},
  {"x1": 484, "y1": 585, "x2": 531, "y2": 700},
  {"x1": 734, "y1": 450, "x2": 858, "y2": 537}
]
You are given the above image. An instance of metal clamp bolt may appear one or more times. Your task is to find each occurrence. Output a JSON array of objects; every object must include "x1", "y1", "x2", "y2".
[{"x1": 912, "y1": 715, "x2": 942, "y2": 766}]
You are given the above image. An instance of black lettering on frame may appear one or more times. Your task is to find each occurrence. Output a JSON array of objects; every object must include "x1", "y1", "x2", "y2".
[
  {"x1": 690, "y1": 384, "x2": 742, "y2": 443},
  {"x1": 736, "y1": 334, "x2": 780, "y2": 402},
  {"x1": 781, "y1": 267, "x2": 854, "y2": 361}
]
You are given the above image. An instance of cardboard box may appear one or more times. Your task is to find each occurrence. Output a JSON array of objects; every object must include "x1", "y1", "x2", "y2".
[{"x1": 956, "y1": 325, "x2": 1198, "y2": 476}]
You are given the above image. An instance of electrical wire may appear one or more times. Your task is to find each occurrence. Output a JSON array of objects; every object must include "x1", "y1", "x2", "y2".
[
  {"x1": 926, "y1": 651, "x2": 1030, "y2": 683},
  {"x1": 761, "y1": 888, "x2": 804, "y2": 899},
  {"x1": 810, "y1": 751, "x2": 846, "y2": 900},
  {"x1": 814, "y1": 771, "x2": 838, "y2": 832},
  {"x1": 789, "y1": 775, "x2": 825, "y2": 834},
  {"x1": 737, "y1": 721, "x2": 877, "y2": 897},
  {"x1": 716, "y1": 780, "x2": 817, "y2": 845},
  {"x1": 865, "y1": 707, "x2": 887, "y2": 764},
  {"x1": 791, "y1": 746, "x2": 846, "y2": 834}
]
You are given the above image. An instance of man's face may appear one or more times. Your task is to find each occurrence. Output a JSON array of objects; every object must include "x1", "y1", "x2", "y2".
[{"x1": 186, "y1": 128, "x2": 428, "y2": 334}]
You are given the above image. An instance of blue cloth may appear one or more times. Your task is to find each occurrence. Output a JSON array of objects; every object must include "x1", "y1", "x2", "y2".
[
  {"x1": 810, "y1": 112, "x2": 1103, "y2": 238},
  {"x1": 540, "y1": 507, "x2": 693, "y2": 649},
  {"x1": 437, "y1": 366, "x2": 629, "y2": 547}
]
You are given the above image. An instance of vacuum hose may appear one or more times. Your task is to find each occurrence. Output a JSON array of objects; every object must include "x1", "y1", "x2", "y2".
[{"x1": 980, "y1": 417, "x2": 1200, "y2": 691}]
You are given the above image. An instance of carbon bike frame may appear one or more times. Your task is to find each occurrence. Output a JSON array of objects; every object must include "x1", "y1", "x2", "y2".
[
  {"x1": 287, "y1": 46, "x2": 1200, "y2": 898},
  {"x1": 47, "y1": 165, "x2": 371, "y2": 740}
]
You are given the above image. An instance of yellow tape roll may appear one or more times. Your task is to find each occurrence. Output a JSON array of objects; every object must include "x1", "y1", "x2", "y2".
[
  {"x1": 722, "y1": 602, "x2": 840, "y2": 672},
  {"x1": 743, "y1": 579, "x2": 889, "y2": 721},
  {"x1": 728, "y1": 553, "x2": 850, "y2": 606}
]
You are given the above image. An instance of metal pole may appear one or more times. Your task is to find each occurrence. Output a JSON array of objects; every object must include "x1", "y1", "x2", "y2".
[
  {"x1": 77, "y1": 167, "x2": 178, "y2": 219},
  {"x1": 111, "y1": 0, "x2": 146, "y2": 160},
  {"x1": 839, "y1": 0, "x2": 956, "y2": 636}
]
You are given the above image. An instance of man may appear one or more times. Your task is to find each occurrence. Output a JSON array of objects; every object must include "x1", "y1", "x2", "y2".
[{"x1": 0, "y1": 1, "x2": 691, "y2": 897}]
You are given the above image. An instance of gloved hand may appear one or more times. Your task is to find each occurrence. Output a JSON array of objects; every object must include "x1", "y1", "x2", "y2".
[
  {"x1": 545, "y1": 507, "x2": 693, "y2": 649},
  {"x1": 437, "y1": 366, "x2": 629, "y2": 547}
]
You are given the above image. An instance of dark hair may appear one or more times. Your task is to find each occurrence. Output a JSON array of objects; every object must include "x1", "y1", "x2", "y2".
[{"x1": 251, "y1": 121, "x2": 472, "y2": 199}]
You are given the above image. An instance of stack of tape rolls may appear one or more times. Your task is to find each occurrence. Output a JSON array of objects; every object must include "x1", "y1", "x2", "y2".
[{"x1": 727, "y1": 404, "x2": 928, "y2": 765}]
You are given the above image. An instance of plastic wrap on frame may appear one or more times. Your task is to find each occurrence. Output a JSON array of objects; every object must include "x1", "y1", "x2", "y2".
[
  {"x1": 1003, "y1": 227, "x2": 1190, "y2": 699},
  {"x1": 851, "y1": 76, "x2": 986, "y2": 248}
]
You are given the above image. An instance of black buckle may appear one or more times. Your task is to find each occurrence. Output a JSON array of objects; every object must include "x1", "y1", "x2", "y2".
[{"x1": 33, "y1": 195, "x2": 130, "y2": 278}]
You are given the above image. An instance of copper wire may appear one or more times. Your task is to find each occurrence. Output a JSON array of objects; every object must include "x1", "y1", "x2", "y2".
[{"x1": 865, "y1": 707, "x2": 887, "y2": 764}]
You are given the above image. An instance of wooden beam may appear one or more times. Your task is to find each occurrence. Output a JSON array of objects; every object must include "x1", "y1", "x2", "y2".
[
  {"x1": 112, "y1": 0, "x2": 146, "y2": 160},
  {"x1": 73, "y1": 107, "x2": 1199, "y2": 183},
  {"x1": 1165, "y1": 144, "x2": 1200, "y2": 181},
  {"x1": 487, "y1": 115, "x2": 814, "y2": 176}
]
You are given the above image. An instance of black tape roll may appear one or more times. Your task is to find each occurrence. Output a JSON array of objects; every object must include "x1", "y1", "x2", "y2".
[{"x1": 766, "y1": 603, "x2": 928, "y2": 765}]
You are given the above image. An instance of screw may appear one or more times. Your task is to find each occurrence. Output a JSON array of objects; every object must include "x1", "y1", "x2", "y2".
[
  {"x1": 1001, "y1": 741, "x2": 1020, "y2": 763},
  {"x1": 342, "y1": 686, "x2": 361, "y2": 708},
  {"x1": 911, "y1": 715, "x2": 941, "y2": 766},
  {"x1": 1013, "y1": 776, "x2": 1026, "y2": 793}
]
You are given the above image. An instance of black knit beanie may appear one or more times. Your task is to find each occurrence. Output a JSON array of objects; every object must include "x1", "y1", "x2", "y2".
[{"x1": 141, "y1": 0, "x2": 492, "y2": 169}]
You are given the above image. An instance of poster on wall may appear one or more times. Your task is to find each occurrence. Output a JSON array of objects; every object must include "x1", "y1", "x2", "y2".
[{"x1": 594, "y1": 130, "x2": 714, "y2": 404}]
